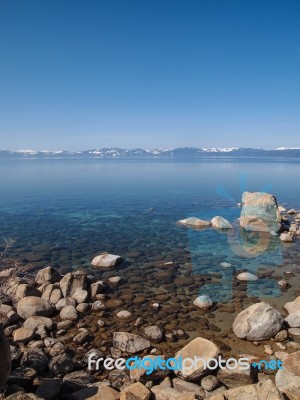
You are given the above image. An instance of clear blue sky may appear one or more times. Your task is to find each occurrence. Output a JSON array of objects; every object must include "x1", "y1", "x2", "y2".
[{"x1": 0, "y1": 0, "x2": 299, "y2": 150}]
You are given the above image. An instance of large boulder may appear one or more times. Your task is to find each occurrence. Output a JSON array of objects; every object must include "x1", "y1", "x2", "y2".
[
  {"x1": 233, "y1": 302, "x2": 283, "y2": 341},
  {"x1": 0, "y1": 326, "x2": 11, "y2": 388},
  {"x1": 113, "y1": 332, "x2": 151, "y2": 353},
  {"x1": 35, "y1": 266, "x2": 61, "y2": 285},
  {"x1": 276, "y1": 351, "x2": 300, "y2": 400},
  {"x1": 240, "y1": 192, "x2": 281, "y2": 232},
  {"x1": 17, "y1": 296, "x2": 54, "y2": 319},
  {"x1": 174, "y1": 337, "x2": 219, "y2": 380},
  {"x1": 91, "y1": 253, "x2": 123, "y2": 268},
  {"x1": 60, "y1": 271, "x2": 87, "y2": 298}
]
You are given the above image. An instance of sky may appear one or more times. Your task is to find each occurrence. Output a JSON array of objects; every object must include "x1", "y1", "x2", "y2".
[{"x1": 0, "y1": 0, "x2": 300, "y2": 150}]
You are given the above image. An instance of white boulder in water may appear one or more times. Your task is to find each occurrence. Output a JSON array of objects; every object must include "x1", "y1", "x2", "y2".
[
  {"x1": 237, "y1": 272, "x2": 259, "y2": 282},
  {"x1": 211, "y1": 216, "x2": 233, "y2": 229},
  {"x1": 193, "y1": 295, "x2": 213, "y2": 310},
  {"x1": 178, "y1": 217, "x2": 211, "y2": 228},
  {"x1": 91, "y1": 253, "x2": 123, "y2": 268}
]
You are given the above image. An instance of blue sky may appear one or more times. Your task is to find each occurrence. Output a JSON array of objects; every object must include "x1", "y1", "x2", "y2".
[{"x1": 0, "y1": 0, "x2": 299, "y2": 150}]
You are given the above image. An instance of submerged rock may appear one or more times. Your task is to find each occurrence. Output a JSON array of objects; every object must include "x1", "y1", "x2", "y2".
[
  {"x1": 193, "y1": 295, "x2": 213, "y2": 310},
  {"x1": 178, "y1": 217, "x2": 211, "y2": 228},
  {"x1": 113, "y1": 332, "x2": 151, "y2": 354},
  {"x1": 91, "y1": 253, "x2": 123, "y2": 268},
  {"x1": 237, "y1": 272, "x2": 258, "y2": 282},
  {"x1": 211, "y1": 216, "x2": 233, "y2": 229},
  {"x1": 233, "y1": 302, "x2": 283, "y2": 341},
  {"x1": 240, "y1": 192, "x2": 281, "y2": 232}
]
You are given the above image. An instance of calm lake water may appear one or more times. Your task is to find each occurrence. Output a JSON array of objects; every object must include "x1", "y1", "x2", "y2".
[{"x1": 1, "y1": 158, "x2": 300, "y2": 304}]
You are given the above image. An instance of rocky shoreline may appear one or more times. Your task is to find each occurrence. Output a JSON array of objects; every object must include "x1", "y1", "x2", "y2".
[{"x1": 1, "y1": 192, "x2": 300, "y2": 399}]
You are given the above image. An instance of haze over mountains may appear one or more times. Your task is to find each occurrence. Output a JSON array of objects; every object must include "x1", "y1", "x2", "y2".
[{"x1": 1, "y1": 147, "x2": 300, "y2": 159}]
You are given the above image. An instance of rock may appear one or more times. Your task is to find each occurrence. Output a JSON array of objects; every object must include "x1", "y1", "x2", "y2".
[
  {"x1": 35, "y1": 267, "x2": 61, "y2": 285},
  {"x1": 60, "y1": 305, "x2": 78, "y2": 321},
  {"x1": 73, "y1": 331, "x2": 89, "y2": 344},
  {"x1": 91, "y1": 300, "x2": 106, "y2": 311},
  {"x1": 20, "y1": 349, "x2": 48, "y2": 373},
  {"x1": 62, "y1": 370, "x2": 95, "y2": 391},
  {"x1": 120, "y1": 382, "x2": 151, "y2": 400},
  {"x1": 284, "y1": 297, "x2": 300, "y2": 314},
  {"x1": 232, "y1": 302, "x2": 283, "y2": 341},
  {"x1": 193, "y1": 295, "x2": 213, "y2": 310},
  {"x1": 217, "y1": 364, "x2": 256, "y2": 388},
  {"x1": 278, "y1": 206, "x2": 286, "y2": 213},
  {"x1": 240, "y1": 192, "x2": 281, "y2": 232},
  {"x1": 36, "y1": 378, "x2": 62, "y2": 400},
  {"x1": 15, "y1": 284, "x2": 41, "y2": 301},
  {"x1": 13, "y1": 328, "x2": 35, "y2": 343},
  {"x1": 173, "y1": 378, "x2": 205, "y2": 397},
  {"x1": 76, "y1": 303, "x2": 90, "y2": 313},
  {"x1": 129, "y1": 355, "x2": 169, "y2": 382},
  {"x1": 0, "y1": 326, "x2": 11, "y2": 388},
  {"x1": 280, "y1": 233, "x2": 293, "y2": 242},
  {"x1": 56, "y1": 297, "x2": 76, "y2": 311},
  {"x1": 91, "y1": 253, "x2": 123, "y2": 268},
  {"x1": 113, "y1": 332, "x2": 151, "y2": 353},
  {"x1": 151, "y1": 385, "x2": 197, "y2": 399},
  {"x1": 285, "y1": 312, "x2": 300, "y2": 328},
  {"x1": 275, "y1": 351, "x2": 300, "y2": 399},
  {"x1": 116, "y1": 310, "x2": 132, "y2": 319},
  {"x1": 274, "y1": 330, "x2": 288, "y2": 342},
  {"x1": 287, "y1": 209, "x2": 297, "y2": 214},
  {"x1": 288, "y1": 328, "x2": 300, "y2": 336},
  {"x1": 72, "y1": 385, "x2": 120, "y2": 400},
  {"x1": 278, "y1": 280, "x2": 288, "y2": 288},
  {"x1": 211, "y1": 216, "x2": 233, "y2": 229},
  {"x1": 49, "y1": 353, "x2": 74, "y2": 375},
  {"x1": 49, "y1": 288, "x2": 63, "y2": 304},
  {"x1": 237, "y1": 272, "x2": 258, "y2": 282},
  {"x1": 220, "y1": 262, "x2": 232, "y2": 268},
  {"x1": 174, "y1": 337, "x2": 219, "y2": 380},
  {"x1": 178, "y1": 217, "x2": 211, "y2": 228},
  {"x1": 141, "y1": 325, "x2": 164, "y2": 343},
  {"x1": 90, "y1": 281, "x2": 107, "y2": 297},
  {"x1": 72, "y1": 289, "x2": 89, "y2": 304},
  {"x1": 23, "y1": 316, "x2": 53, "y2": 331},
  {"x1": 200, "y1": 375, "x2": 219, "y2": 391},
  {"x1": 60, "y1": 270, "x2": 87, "y2": 298},
  {"x1": 6, "y1": 393, "x2": 43, "y2": 400},
  {"x1": 17, "y1": 297, "x2": 54, "y2": 319},
  {"x1": 223, "y1": 379, "x2": 283, "y2": 400}
]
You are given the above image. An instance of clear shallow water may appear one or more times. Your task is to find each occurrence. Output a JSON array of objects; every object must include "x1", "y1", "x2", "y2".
[{"x1": 1, "y1": 159, "x2": 300, "y2": 301}]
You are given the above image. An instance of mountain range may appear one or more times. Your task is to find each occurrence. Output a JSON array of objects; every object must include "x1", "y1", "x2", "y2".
[{"x1": 1, "y1": 147, "x2": 300, "y2": 159}]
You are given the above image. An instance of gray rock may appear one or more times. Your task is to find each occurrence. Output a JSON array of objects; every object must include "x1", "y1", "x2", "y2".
[
  {"x1": 17, "y1": 297, "x2": 54, "y2": 319},
  {"x1": 49, "y1": 353, "x2": 74, "y2": 375},
  {"x1": 200, "y1": 375, "x2": 219, "y2": 391},
  {"x1": 193, "y1": 295, "x2": 213, "y2": 310},
  {"x1": 20, "y1": 349, "x2": 48, "y2": 373},
  {"x1": 55, "y1": 297, "x2": 76, "y2": 311},
  {"x1": 240, "y1": 192, "x2": 281, "y2": 232},
  {"x1": 285, "y1": 312, "x2": 300, "y2": 328},
  {"x1": 15, "y1": 284, "x2": 41, "y2": 302},
  {"x1": 60, "y1": 305, "x2": 78, "y2": 321},
  {"x1": 35, "y1": 267, "x2": 61, "y2": 285},
  {"x1": 178, "y1": 217, "x2": 211, "y2": 228},
  {"x1": 23, "y1": 316, "x2": 53, "y2": 331},
  {"x1": 91, "y1": 253, "x2": 123, "y2": 268},
  {"x1": 237, "y1": 272, "x2": 258, "y2": 282},
  {"x1": 113, "y1": 332, "x2": 151, "y2": 354},
  {"x1": 72, "y1": 289, "x2": 89, "y2": 304},
  {"x1": 217, "y1": 364, "x2": 256, "y2": 388},
  {"x1": 60, "y1": 270, "x2": 87, "y2": 298},
  {"x1": 141, "y1": 325, "x2": 164, "y2": 343},
  {"x1": 13, "y1": 328, "x2": 36, "y2": 343},
  {"x1": 233, "y1": 302, "x2": 283, "y2": 341}
]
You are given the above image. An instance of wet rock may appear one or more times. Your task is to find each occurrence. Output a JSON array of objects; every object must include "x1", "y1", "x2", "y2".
[
  {"x1": 60, "y1": 305, "x2": 78, "y2": 321},
  {"x1": 232, "y1": 302, "x2": 284, "y2": 341},
  {"x1": 220, "y1": 262, "x2": 232, "y2": 268},
  {"x1": 49, "y1": 353, "x2": 74, "y2": 375},
  {"x1": 60, "y1": 270, "x2": 87, "y2": 298},
  {"x1": 278, "y1": 280, "x2": 288, "y2": 288},
  {"x1": 91, "y1": 253, "x2": 123, "y2": 268},
  {"x1": 35, "y1": 267, "x2": 61, "y2": 285},
  {"x1": 0, "y1": 326, "x2": 11, "y2": 388},
  {"x1": 141, "y1": 325, "x2": 164, "y2": 343},
  {"x1": 275, "y1": 351, "x2": 300, "y2": 399},
  {"x1": 17, "y1": 297, "x2": 54, "y2": 319},
  {"x1": 120, "y1": 382, "x2": 151, "y2": 400},
  {"x1": 178, "y1": 217, "x2": 211, "y2": 228},
  {"x1": 20, "y1": 349, "x2": 48, "y2": 373},
  {"x1": 113, "y1": 332, "x2": 151, "y2": 353},
  {"x1": 193, "y1": 295, "x2": 213, "y2": 310},
  {"x1": 211, "y1": 216, "x2": 233, "y2": 229},
  {"x1": 174, "y1": 337, "x2": 219, "y2": 380},
  {"x1": 237, "y1": 272, "x2": 258, "y2": 282},
  {"x1": 36, "y1": 378, "x2": 62, "y2": 400},
  {"x1": 240, "y1": 192, "x2": 281, "y2": 232}
]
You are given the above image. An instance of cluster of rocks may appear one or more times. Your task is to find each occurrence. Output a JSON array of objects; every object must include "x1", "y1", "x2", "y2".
[{"x1": 178, "y1": 216, "x2": 233, "y2": 230}]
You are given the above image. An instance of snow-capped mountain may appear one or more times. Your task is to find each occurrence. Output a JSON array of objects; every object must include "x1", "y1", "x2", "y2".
[{"x1": 1, "y1": 147, "x2": 300, "y2": 158}]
